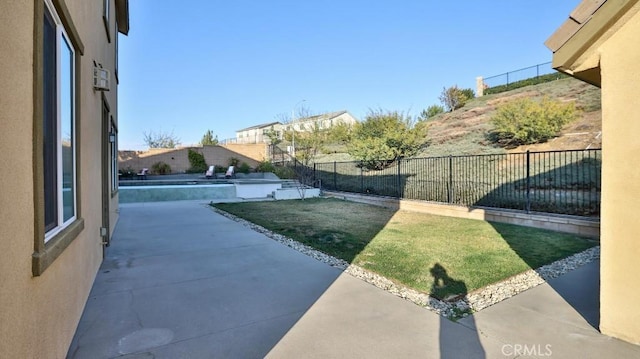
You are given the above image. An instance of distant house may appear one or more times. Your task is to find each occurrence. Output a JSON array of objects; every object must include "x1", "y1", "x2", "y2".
[
  {"x1": 0, "y1": 0, "x2": 129, "y2": 357},
  {"x1": 231, "y1": 111, "x2": 358, "y2": 145},
  {"x1": 546, "y1": 0, "x2": 640, "y2": 345},
  {"x1": 287, "y1": 110, "x2": 358, "y2": 132},
  {"x1": 234, "y1": 121, "x2": 283, "y2": 144}
]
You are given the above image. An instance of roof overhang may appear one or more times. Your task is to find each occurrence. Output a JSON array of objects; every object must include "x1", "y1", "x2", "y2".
[
  {"x1": 115, "y1": 0, "x2": 130, "y2": 35},
  {"x1": 545, "y1": 0, "x2": 640, "y2": 87}
]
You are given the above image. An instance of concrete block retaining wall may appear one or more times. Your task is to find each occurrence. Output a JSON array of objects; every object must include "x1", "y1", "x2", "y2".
[
  {"x1": 325, "y1": 191, "x2": 600, "y2": 239},
  {"x1": 274, "y1": 188, "x2": 321, "y2": 200}
]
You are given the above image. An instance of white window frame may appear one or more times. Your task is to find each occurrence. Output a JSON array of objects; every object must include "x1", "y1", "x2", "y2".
[{"x1": 44, "y1": 0, "x2": 77, "y2": 242}]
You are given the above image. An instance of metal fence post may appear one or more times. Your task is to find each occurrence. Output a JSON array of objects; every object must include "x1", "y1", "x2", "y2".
[
  {"x1": 314, "y1": 148, "x2": 601, "y2": 216},
  {"x1": 313, "y1": 163, "x2": 317, "y2": 186},
  {"x1": 397, "y1": 160, "x2": 402, "y2": 198},
  {"x1": 333, "y1": 161, "x2": 337, "y2": 190},
  {"x1": 448, "y1": 155, "x2": 453, "y2": 203},
  {"x1": 526, "y1": 150, "x2": 531, "y2": 213}
]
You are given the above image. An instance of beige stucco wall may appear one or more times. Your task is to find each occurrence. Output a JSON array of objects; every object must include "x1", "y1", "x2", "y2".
[
  {"x1": 119, "y1": 144, "x2": 265, "y2": 174},
  {"x1": 598, "y1": 7, "x2": 640, "y2": 344},
  {"x1": 220, "y1": 143, "x2": 267, "y2": 163},
  {"x1": 0, "y1": 0, "x2": 121, "y2": 357}
]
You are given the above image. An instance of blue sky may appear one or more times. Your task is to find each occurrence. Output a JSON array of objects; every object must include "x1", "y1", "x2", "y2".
[{"x1": 117, "y1": 0, "x2": 579, "y2": 150}]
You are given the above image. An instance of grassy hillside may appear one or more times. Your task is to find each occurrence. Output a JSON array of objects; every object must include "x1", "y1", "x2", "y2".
[
  {"x1": 314, "y1": 77, "x2": 601, "y2": 163},
  {"x1": 421, "y1": 77, "x2": 601, "y2": 157}
]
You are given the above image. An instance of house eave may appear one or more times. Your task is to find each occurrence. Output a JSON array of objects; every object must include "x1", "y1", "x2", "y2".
[{"x1": 547, "y1": 0, "x2": 640, "y2": 88}]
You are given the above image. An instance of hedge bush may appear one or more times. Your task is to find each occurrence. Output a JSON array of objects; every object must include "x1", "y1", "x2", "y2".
[
  {"x1": 255, "y1": 160, "x2": 276, "y2": 173},
  {"x1": 151, "y1": 161, "x2": 171, "y2": 175},
  {"x1": 490, "y1": 97, "x2": 576, "y2": 147},
  {"x1": 187, "y1": 149, "x2": 208, "y2": 173},
  {"x1": 238, "y1": 162, "x2": 252, "y2": 174}
]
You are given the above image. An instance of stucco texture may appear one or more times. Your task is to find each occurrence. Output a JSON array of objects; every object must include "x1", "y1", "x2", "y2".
[
  {"x1": 119, "y1": 144, "x2": 265, "y2": 174},
  {"x1": 598, "y1": 6, "x2": 640, "y2": 344},
  {"x1": 0, "y1": 0, "x2": 121, "y2": 357}
]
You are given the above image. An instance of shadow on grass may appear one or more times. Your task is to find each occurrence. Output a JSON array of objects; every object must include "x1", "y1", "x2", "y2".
[
  {"x1": 476, "y1": 162, "x2": 600, "y2": 329},
  {"x1": 318, "y1": 157, "x2": 600, "y2": 330},
  {"x1": 431, "y1": 263, "x2": 485, "y2": 359}
]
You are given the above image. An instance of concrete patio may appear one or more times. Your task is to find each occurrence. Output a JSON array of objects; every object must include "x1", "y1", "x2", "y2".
[{"x1": 67, "y1": 200, "x2": 640, "y2": 358}]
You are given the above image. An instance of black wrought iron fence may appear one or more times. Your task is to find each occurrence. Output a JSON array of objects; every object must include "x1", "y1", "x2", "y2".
[
  {"x1": 313, "y1": 149, "x2": 601, "y2": 217},
  {"x1": 482, "y1": 62, "x2": 567, "y2": 95}
]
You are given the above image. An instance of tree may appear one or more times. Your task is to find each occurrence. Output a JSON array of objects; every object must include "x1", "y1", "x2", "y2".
[
  {"x1": 292, "y1": 162, "x2": 316, "y2": 200},
  {"x1": 292, "y1": 121, "x2": 328, "y2": 165},
  {"x1": 490, "y1": 97, "x2": 576, "y2": 147},
  {"x1": 295, "y1": 104, "x2": 313, "y2": 120},
  {"x1": 264, "y1": 126, "x2": 282, "y2": 146},
  {"x1": 347, "y1": 110, "x2": 427, "y2": 170},
  {"x1": 439, "y1": 85, "x2": 474, "y2": 112},
  {"x1": 418, "y1": 104, "x2": 445, "y2": 121},
  {"x1": 199, "y1": 129, "x2": 218, "y2": 146},
  {"x1": 143, "y1": 130, "x2": 181, "y2": 149}
]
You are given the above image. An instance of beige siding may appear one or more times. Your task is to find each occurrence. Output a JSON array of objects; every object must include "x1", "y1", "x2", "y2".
[
  {"x1": 119, "y1": 144, "x2": 266, "y2": 174},
  {"x1": 598, "y1": 7, "x2": 640, "y2": 344},
  {"x1": 0, "y1": 0, "x2": 122, "y2": 357}
]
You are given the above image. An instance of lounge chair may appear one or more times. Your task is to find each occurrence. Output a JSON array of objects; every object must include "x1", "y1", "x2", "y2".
[
  {"x1": 137, "y1": 168, "x2": 148, "y2": 180},
  {"x1": 205, "y1": 165, "x2": 215, "y2": 179},
  {"x1": 225, "y1": 165, "x2": 235, "y2": 179}
]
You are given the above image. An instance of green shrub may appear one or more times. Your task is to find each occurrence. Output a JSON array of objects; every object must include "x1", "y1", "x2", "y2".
[
  {"x1": 460, "y1": 88, "x2": 475, "y2": 101},
  {"x1": 439, "y1": 85, "x2": 473, "y2": 111},
  {"x1": 418, "y1": 105, "x2": 445, "y2": 121},
  {"x1": 228, "y1": 157, "x2": 240, "y2": 166},
  {"x1": 347, "y1": 110, "x2": 427, "y2": 170},
  {"x1": 119, "y1": 166, "x2": 135, "y2": 178},
  {"x1": 151, "y1": 161, "x2": 171, "y2": 175},
  {"x1": 255, "y1": 160, "x2": 276, "y2": 173},
  {"x1": 238, "y1": 162, "x2": 251, "y2": 174},
  {"x1": 274, "y1": 165, "x2": 296, "y2": 179},
  {"x1": 187, "y1": 149, "x2": 208, "y2": 173},
  {"x1": 490, "y1": 97, "x2": 576, "y2": 147}
]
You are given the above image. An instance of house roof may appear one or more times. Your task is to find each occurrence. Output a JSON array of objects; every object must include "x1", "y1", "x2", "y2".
[
  {"x1": 294, "y1": 110, "x2": 349, "y2": 123},
  {"x1": 545, "y1": 0, "x2": 640, "y2": 87},
  {"x1": 236, "y1": 121, "x2": 282, "y2": 133}
]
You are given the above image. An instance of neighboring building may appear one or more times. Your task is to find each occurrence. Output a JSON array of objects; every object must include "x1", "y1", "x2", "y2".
[
  {"x1": 546, "y1": 0, "x2": 640, "y2": 345},
  {"x1": 234, "y1": 121, "x2": 283, "y2": 144},
  {"x1": 288, "y1": 110, "x2": 358, "y2": 132},
  {"x1": 230, "y1": 111, "x2": 359, "y2": 145},
  {"x1": 0, "y1": 0, "x2": 129, "y2": 357}
]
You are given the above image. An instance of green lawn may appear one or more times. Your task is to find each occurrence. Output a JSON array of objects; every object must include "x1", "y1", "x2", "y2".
[{"x1": 212, "y1": 198, "x2": 596, "y2": 300}]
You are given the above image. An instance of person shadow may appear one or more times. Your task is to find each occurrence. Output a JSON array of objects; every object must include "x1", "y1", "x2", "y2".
[{"x1": 430, "y1": 263, "x2": 486, "y2": 359}]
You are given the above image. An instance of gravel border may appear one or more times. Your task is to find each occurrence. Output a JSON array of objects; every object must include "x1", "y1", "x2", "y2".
[{"x1": 209, "y1": 205, "x2": 600, "y2": 319}]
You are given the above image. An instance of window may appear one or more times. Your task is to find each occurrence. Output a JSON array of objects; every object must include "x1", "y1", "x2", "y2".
[
  {"x1": 110, "y1": 119, "x2": 118, "y2": 193},
  {"x1": 103, "y1": 0, "x2": 111, "y2": 42},
  {"x1": 43, "y1": 0, "x2": 77, "y2": 241},
  {"x1": 114, "y1": 19, "x2": 119, "y2": 81}
]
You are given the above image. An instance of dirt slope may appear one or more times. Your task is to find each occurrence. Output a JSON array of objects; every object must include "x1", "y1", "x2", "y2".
[{"x1": 421, "y1": 77, "x2": 602, "y2": 157}]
